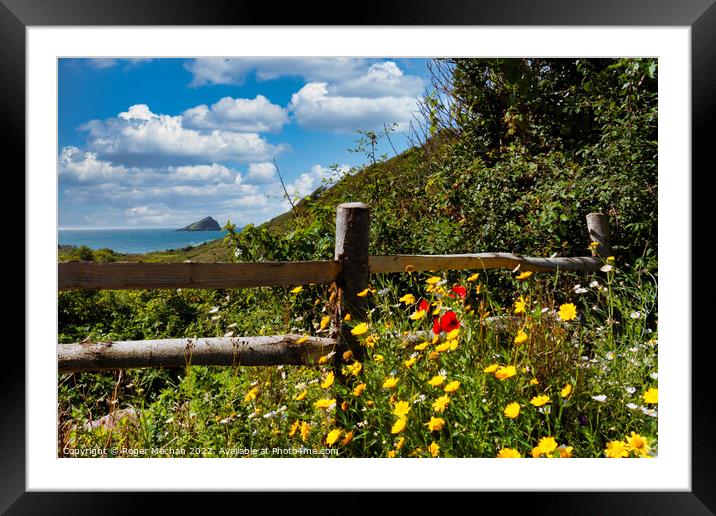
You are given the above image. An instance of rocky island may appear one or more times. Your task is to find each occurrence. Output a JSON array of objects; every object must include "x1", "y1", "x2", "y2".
[{"x1": 177, "y1": 216, "x2": 221, "y2": 231}]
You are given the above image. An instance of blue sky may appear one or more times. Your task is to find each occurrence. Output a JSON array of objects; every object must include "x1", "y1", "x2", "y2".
[{"x1": 58, "y1": 58, "x2": 432, "y2": 228}]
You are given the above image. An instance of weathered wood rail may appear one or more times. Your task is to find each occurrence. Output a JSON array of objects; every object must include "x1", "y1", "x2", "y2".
[{"x1": 58, "y1": 204, "x2": 611, "y2": 373}]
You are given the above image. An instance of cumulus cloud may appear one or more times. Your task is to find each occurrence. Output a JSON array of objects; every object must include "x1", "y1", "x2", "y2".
[
  {"x1": 182, "y1": 95, "x2": 288, "y2": 133},
  {"x1": 246, "y1": 162, "x2": 277, "y2": 184},
  {"x1": 185, "y1": 58, "x2": 365, "y2": 87},
  {"x1": 59, "y1": 146, "x2": 130, "y2": 182},
  {"x1": 285, "y1": 164, "x2": 350, "y2": 198},
  {"x1": 80, "y1": 104, "x2": 287, "y2": 166},
  {"x1": 331, "y1": 61, "x2": 424, "y2": 98},
  {"x1": 289, "y1": 83, "x2": 419, "y2": 133}
]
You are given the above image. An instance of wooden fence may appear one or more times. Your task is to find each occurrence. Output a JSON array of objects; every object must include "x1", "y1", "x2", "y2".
[{"x1": 58, "y1": 203, "x2": 611, "y2": 373}]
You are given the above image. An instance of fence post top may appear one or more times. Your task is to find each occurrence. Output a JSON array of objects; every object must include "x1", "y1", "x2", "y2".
[{"x1": 337, "y1": 202, "x2": 370, "y2": 210}]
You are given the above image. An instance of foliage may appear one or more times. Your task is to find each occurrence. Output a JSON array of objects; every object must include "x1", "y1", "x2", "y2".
[{"x1": 58, "y1": 58, "x2": 658, "y2": 458}]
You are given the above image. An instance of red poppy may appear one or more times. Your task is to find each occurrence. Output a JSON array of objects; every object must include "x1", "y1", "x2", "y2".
[
  {"x1": 440, "y1": 311, "x2": 460, "y2": 332},
  {"x1": 433, "y1": 316, "x2": 441, "y2": 335},
  {"x1": 418, "y1": 298, "x2": 430, "y2": 313},
  {"x1": 449, "y1": 285, "x2": 467, "y2": 299}
]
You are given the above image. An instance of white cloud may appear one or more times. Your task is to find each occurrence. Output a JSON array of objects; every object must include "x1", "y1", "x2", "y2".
[
  {"x1": 59, "y1": 146, "x2": 130, "y2": 182},
  {"x1": 182, "y1": 95, "x2": 288, "y2": 133},
  {"x1": 124, "y1": 204, "x2": 174, "y2": 225},
  {"x1": 331, "y1": 61, "x2": 424, "y2": 98},
  {"x1": 285, "y1": 164, "x2": 350, "y2": 198},
  {"x1": 172, "y1": 163, "x2": 235, "y2": 183},
  {"x1": 80, "y1": 104, "x2": 286, "y2": 166},
  {"x1": 185, "y1": 58, "x2": 365, "y2": 87},
  {"x1": 246, "y1": 162, "x2": 277, "y2": 184},
  {"x1": 85, "y1": 58, "x2": 155, "y2": 70},
  {"x1": 288, "y1": 83, "x2": 419, "y2": 133}
]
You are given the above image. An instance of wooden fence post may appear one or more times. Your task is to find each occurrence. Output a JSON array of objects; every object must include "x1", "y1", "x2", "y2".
[
  {"x1": 334, "y1": 202, "x2": 371, "y2": 363},
  {"x1": 586, "y1": 212, "x2": 612, "y2": 258}
]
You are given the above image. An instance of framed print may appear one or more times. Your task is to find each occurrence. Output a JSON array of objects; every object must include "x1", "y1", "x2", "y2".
[{"x1": 6, "y1": 0, "x2": 712, "y2": 512}]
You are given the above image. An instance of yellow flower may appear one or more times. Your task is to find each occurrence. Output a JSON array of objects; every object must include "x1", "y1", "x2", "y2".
[
  {"x1": 414, "y1": 342, "x2": 429, "y2": 351},
  {"x1": 605, "y1": 440, "x2": 629, "y2": 458},
  {"x1": 642, "y1": 387, "x2": 658, "y2": 404},
  {"x1": 383, "y1": 377, "x2": 399, "y2": 389},
  {"x1": 426, "y1": 416, "x2": 446, "y2": 431},
  {"x1": 374, "y1": 354, "x2": 384, "y2": 363},
  {"x1": 288, "y1": 420, "x2": 300, "y2": 437},
  {"x1": 537, "y1": 436, "x2": 558, "y2": 455},
  {"x1": 300, "y1": 421, "x2": 310, "y2": 442},
  {"x1": 244, "y1": 387, "x2": 259, "y2": 403},
  {"x1": 357, "y1": 288, "x2": 370, "y2": 297},
  {"x1": 318, "y1": 354, "x2": 331, "y2": 365},
  {"x1": 326, "y1": 429, "x2": 342, "y2": 446},
  {"x1": 409, "y1": 310, "x2": 427, "y2": 320},
  {"x1": 557, "y1": 445, "x2": 574, "y2": 458},
  {"x1": 399, "y1": 293, "x2": 416, "y2": 304},
  {"x1": 387, "y1": 450, "x2": 396, "y2": 458},
  {"x1": 403, "y1": 356, "x2": 417, "y2": 368},
  {"x1": 558, "y1": 303, "x2": 577, "y2": 321},
  {"x1": 342, "y1": 350, "x2": 353, "y2": 361},
  {"x1": 530, "y1": 378, "x2": 540, "y2": 385},
  {"x1": 294, "y1": 390, "x2": 307, "y2": 401},
  {"x1": 431, "y1": 334, "x2": 440, "y2": 344},
  {"x1": 391, "y1": 418, "x2": 407, "y2": 434},
  {"x1": 346, "y1": 361, "x2": 362, "y2": 377},
  {"x1": 426, "y1": 276, "x2": 441, "y2": 285},
  {"x1": 344, "y1": 313, "x2": 351, "y2": 321},
  {"x1": 444, "y1": 380, "x2": 460, "y2": 393},
  {"x1": 503, "y1": 402, "x2": 520, "y2": 419},
  {"x1": 351, "y1": 322, "x2": 368, "y2": 335},
  {"x1": 341, "y1": 401, "x2": 349, "y2": 411},
  {"x1": 296, "y1": 335, "x2": 309, "y2": 344},
  {"x1": 320, "y1": 372, "x2": 335, "y2": 389},
  {"x1": 340, "y1": 431, "x2": 354, "y2": 446},
  {"x1": 589, "y1": 241, "x2": 599, "y2": 251},
  {"x1": 483, "y1": 363, "x2": 499, "y2": 373},
  {"x1": 514, "y1": 330, "x2": 528, "y2": 344},
  {"x1": 497, "y1": 448, "x2": 521, "y2": 458},
  {"x1": 531, "y1": 446, "x2": 544, "y2": 458},
  {"x1": 314, "y1": 398, "x2": 336, "y2": 410},
  {"x1": 467, "y1": 273, "x2": 479, "y2": 282},
  {"x1": 514, "y1": 296, "x2": 527, "y2": 314},
  {"x1": 433, "y1": 395, "x2": 450, "y2": 413},
  {"x1": 516, "y1": 271, "x2": 533, "y2": 280},
  {"x1": 352, "y1": 383, "x2": 366, "y2": 396},
  {"x1": 427, "y1": 375, "x2": 445, "y2": 387},
  {"x1": 606, "y1": 256, "x2": 615, "y2": 264},
  {"x1": 290, "y1": 286, "x2": 303, "y2": 294},
  {"x1": 626, "y1": 432, "x2": 650, "y2": 457},
  {"x1": 329, "y1": 290, "x2": 337, "y2": 304},
  {"x1": 560, "y1": 384, "x2": 572, "y2": 398},
  {"x1": 446, "y1": 328, "x2": 460, "y2": 340},
  {"x1": 530, "y1": 395, "x2": 551, "y2": 407},
  {"x1": 435, "y1": 342, "x2": 451, "y2": 353},
  {"x1": 395, "y1": 437, "x2": 405, "y2": 450},
  {"x1": 449, "y1": 340, "x2": 459, "y2": 352},
  {"x1": 495, "y1": 365, "x2": 517, "y2": 380},
  {"x1": 393, "y1": 401, "x2": 411, "y2": 418},
  {"x1": 428, "y1": 351, "x2": 439, "y2": 361},
  {"x1": 428, "y1": 441, "x2": 440, "y2": 457},
  {"x1": 320, "y1": 315, "x2": 331, "y2": 330}
]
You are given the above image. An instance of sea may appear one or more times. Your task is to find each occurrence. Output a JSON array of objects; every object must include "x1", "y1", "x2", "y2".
[{"x1": 58, "y1": 228, "x2": 229, "y2": 254}]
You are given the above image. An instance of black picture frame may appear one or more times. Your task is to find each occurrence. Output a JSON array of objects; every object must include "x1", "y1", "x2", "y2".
[{"x1": 6, "y1": 0, "x2": 710, "y2": 513}]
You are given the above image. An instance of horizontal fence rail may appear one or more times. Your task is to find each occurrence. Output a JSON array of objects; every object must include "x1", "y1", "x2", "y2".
[
  {"x1": 369, "y1": 253, "x2": 602, "y2": 274},
  {"x1": 58, "y1": 260, "x2": 342, "y2": 291},
  {"x1": 58, "y1": 205, "x2": 612, "y2": 372},
  {"x1": 58, "y1": 335, "x2": 337, "y2": 373}
]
